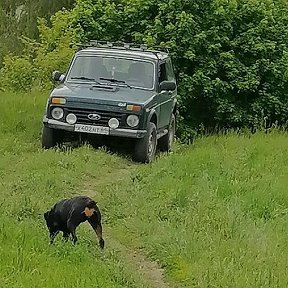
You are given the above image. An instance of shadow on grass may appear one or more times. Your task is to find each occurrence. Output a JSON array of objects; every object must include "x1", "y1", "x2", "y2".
[
  {"x1": 54, "y1": 133, "x2": 136, "y2": 162},
  {"x1": 51, "y1": 131, "x2": 175, "y2": 164}
]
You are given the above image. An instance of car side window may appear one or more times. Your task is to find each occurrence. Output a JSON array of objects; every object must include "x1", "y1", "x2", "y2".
[
  {"x1": 166, "y1": 59, "x2": 175, "y2": 82},
  {"x1": 159, "y1": 59, "x2": 175, "y2": 83},
  {"x1": 159, "y1": 63, "x2": 167, "y2": 82}
]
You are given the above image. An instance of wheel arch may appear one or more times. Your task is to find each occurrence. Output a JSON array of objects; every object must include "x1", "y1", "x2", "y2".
[{"x1": 148, "y1": 111, "x2": 158, "y2": 127}]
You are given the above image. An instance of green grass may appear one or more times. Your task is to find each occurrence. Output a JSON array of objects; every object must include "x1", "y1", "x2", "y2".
[
  {"x1": 0, "y1": 91, "x2": 146, "y2": 288},
  {"x1": 1, "y1": 91, "x2": 288, "y2": 287},
  {"x1": 103, "y1": 134, "x2": 288, "y2": 287}
]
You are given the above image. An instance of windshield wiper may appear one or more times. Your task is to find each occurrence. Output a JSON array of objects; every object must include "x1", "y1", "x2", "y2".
[
  {"x1": 71, "y1": 76, "x2": 100, "y2": 84},
  {"x1": 99, "y1": 77, "x2": 132, "y2": 89}
]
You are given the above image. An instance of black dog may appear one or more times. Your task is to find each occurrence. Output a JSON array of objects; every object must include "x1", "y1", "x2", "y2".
[{"x1": 44, "y1": 196, "x2": 104, "y2": 249}]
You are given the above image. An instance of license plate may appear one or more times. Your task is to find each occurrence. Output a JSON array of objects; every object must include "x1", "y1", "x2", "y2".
[{"x1": 74, "y1": 124, "x2": 109, "y2": 135}]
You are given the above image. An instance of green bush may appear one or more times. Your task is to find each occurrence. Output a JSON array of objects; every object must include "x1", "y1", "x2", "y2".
[
  {"x1": 32, "y1": 15, "x2": 79, "y2": 89},
  {"x1": 70, "y1": 0, "x2": 288, "y2": 132},
  {"x1": 0, "y1": 56, "x2": 35, "y2": 92},
  {"x1": 2, "y1": 0, "x2": 288, "y2": 138},
  {"x1": 0, "y1": 9, "x2": 81, "y2": 92}
]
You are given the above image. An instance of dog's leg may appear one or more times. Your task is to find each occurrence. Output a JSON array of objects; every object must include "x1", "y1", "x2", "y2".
[
  {"x1": 88, "y1": 216, "x2": 105, "y2": 249},
  {"x1": 96, "y1": 224, "x2": 105, "y2": 249},
  {"x1": 50, "y1": 231, "x2": 59, "y2": 244},
  {"x1": 67, "y1": 221, "x2": 78, "y2": 244},
  {"x1": 63, "y1": 231, "x2": 70, "y2": 242}
]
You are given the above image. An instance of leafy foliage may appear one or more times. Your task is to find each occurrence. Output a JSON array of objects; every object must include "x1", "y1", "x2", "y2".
[
  {"x1": 0, "y1": 9, "x2": 81, "y2": 91},
  {"x1": 2, "y1": 0, "x2": 288, "y2": 136},
  {"x1": 0, "y1": 55, "x2": 34, "y2": 91},
  {"x1": 0, "y1": 0, "x2": 76, "y2": 63}
]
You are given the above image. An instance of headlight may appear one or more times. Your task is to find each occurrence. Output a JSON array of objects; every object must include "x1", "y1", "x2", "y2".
[
  {"x1": 127, "y1": 115, "x2": 139, "y2": 127},
  {"x1": 108, "y1": 118, "x2": 119, "y2": 129},
  {"x1": 51, "y1": 107, "x2": 64, "y2": 120},
  {"x1": 66, "y1": 113, "x2": 77, "y2": 124}
]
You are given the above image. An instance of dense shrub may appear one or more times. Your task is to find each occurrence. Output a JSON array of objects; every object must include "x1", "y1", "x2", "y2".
[
  {"x1": 0, "y1": 56, "x2": 35, "y2": 92},
  {"x1": 0, "y1": 9, "x2": 81, "y2": 92},
  {"x1": 1, "y1": 0, "x2": 288, "y2": 137}
]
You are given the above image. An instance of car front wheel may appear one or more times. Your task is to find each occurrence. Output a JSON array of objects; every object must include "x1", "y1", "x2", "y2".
[
  {"x1": 41, "y1": 126, "x2": 61, "y2": 149},
  {"x1": 133, "y1": 122, "x2": 157, "y2": 163}
]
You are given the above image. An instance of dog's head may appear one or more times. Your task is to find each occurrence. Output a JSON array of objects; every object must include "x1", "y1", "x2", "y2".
[{"x1": 44, "y1": 210, "x2": 58, "y2": 233}]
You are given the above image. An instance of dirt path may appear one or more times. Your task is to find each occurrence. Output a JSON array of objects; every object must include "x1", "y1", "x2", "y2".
[
  {"x1": 82, "y1": 166, "x2": 169, "y2": 288},
  {"x1": 105, "y1": 228, "x2": 167, "y2": 288}
]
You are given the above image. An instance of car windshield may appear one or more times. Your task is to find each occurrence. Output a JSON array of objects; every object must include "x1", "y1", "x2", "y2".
[{"x1": 67, "y1": 55, "x2": 155, "y2": 89}]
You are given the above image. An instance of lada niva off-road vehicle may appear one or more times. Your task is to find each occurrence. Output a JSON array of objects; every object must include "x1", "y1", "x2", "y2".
[{"x1": 42, "y1": 41, "x2": 177, "y2": 163}]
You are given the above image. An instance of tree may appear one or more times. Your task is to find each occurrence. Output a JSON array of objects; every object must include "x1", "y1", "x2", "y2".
[
  {"x1": 2, "y1": 0, "x2": 288, "y2": 138},
  {"x1": 70, "y1": 0, "x2": 288, "y2": 131},
  {"x1": 0, "y1": 0, "x2": 76, "y2": 64}
]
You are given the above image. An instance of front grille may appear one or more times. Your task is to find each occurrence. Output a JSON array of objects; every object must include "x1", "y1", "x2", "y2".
[{"x1": 65, "y1": 107, "x2": 126, "y2": 127}]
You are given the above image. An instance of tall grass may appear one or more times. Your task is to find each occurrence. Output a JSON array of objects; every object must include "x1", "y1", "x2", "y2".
[
  {"x1": 98, "y1": 134, "x2": 288, "y2": 287},
  {"x1": 0, "y1": 91, "x2": 147, "y2": 288},
  {"x1": 1, "y1": 91, "x2": 288, "y2": 287}
]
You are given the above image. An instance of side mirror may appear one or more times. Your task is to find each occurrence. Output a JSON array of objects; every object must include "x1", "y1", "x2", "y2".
[
  {"x1": 159, "y1": 81, "x2": 176, "y2": 92},
  {"x1": 52, "y1": 71, "x2": 65, "y2": 82}
]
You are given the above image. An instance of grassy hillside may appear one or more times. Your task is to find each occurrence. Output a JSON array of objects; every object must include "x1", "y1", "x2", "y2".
[
  {"x1": 0, "y1": 92, "x2": 147, "y2": 288},
  {"x1": 106, "y1": 133, "x2": 288, "y2": 287},
  {"x1": 1, "y1": 91, "x2": 288, "y2": 287}
]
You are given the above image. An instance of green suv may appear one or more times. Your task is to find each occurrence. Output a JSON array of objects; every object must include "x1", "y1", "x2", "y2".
[{"x1": 42, "y1": 41, "x2": 177, "y2": 163}]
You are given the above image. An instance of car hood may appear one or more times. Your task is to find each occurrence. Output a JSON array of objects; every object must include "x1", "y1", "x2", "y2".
[{"x1": 50, "y1": 83, "x2": 156, "y2": 107}]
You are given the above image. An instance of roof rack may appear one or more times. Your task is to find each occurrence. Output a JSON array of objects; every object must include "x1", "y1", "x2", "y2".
[{"x1": 77, "y1": 40, "x2": 170, "y2": 55}]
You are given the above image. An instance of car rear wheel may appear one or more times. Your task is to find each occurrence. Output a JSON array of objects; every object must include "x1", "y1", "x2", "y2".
[
  {"x1": 133, "y1": 122, "x2": 157, "y2": 163},
  {"x1": 158, "y1": 114, "x2": 175, "y2": 152},
  {"x1": 41, "y1": 126, "x2": 61, "y2": 149}
]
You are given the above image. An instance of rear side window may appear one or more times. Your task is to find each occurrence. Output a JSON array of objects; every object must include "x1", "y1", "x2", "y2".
[
  {"x1": 159, "y1": 58, "x2": 175, "y2": 83},
  {"x1": 166, "y1": 59, "x2": 175, "y2": 81},
  {"x1": 159, "y1": 63, "x2": 167, "y2": 82}
]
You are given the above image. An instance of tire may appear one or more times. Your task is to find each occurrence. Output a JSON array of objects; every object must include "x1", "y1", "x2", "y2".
[
  {"x1": 133, "y1": 122, "x2": 157, "y2": 163},
  {"x1": 158, "y1": 114, "x2": 175, "y2": 152},
  {"x1": 41, "y1": 126, "x2": 61, "y2": 149}
]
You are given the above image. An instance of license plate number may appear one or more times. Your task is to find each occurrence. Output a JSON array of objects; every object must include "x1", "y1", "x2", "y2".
[{"x1": 74, "y1": 124, "x2": 109, "y2": 135}]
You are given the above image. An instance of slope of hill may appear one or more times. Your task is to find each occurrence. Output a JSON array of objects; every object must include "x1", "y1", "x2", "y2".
[{"x1": 1, "y1": 91, "x2": 288, "y2": 287}]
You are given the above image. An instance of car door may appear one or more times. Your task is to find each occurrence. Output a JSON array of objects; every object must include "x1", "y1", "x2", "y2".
[{"x1": 158, "y1": 58, "x2": 177, "y2": 129}]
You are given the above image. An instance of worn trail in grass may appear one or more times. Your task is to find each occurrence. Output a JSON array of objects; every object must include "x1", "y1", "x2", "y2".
[
  {"x1": 100, "y1": 133, "x2": 288, "y2": 287},
  {"x1": 2, "y1": 91, "x2": 288, "y2": 287},
  {"x1": 0, "y1": 91, "x2": 160, "y2": 288}
]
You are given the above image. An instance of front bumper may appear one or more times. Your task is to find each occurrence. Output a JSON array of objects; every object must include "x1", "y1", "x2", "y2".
[{"x1": 43, "y1": 117, "x2": 147, "y2": 139}]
